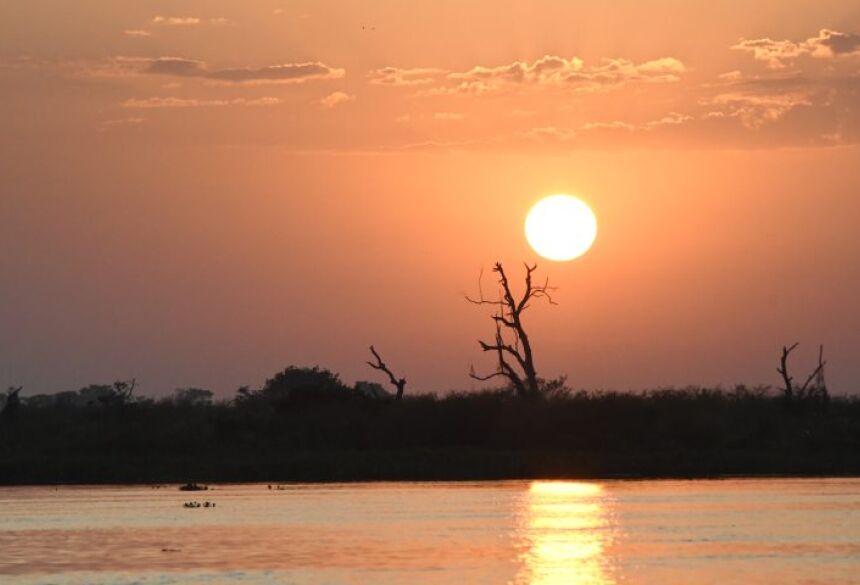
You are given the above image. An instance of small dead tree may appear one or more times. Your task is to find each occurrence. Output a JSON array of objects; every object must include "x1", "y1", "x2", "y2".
[
  {"x1": 467, "y1": 262, "x2": 555, "y2": 399},
  {"x1": 99, "y1": 379, "x2": 136, "y2": 406},
  {"x1": 113, "y1": 378, "x2": 137, "y2": 402},
  {"x1": 1, "y1": 386, "x2": 22, "y2": 419},
  {"x1": 367, "y1": 345, "x2": 406, "y2": 400},
  {"x1": 777, "y1": 343, "x2": 828, "y2": 406}
]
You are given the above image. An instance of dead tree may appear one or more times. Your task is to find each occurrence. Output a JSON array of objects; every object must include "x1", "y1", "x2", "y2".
[
  {"x1": 777, "y1": 343, "x2": 799, "y2": 401},
  {"x1": 113, "y1": 378, "x2": 136, "y2": 402},
  {"x1": 1, "y1": 386, "x2": 22, "y2": 419},
  {"x1": 777, "y1": 343, "x2": 828, "y2": 406},
  {"x1": 97, "y1": 379, "x2": 137, "y2": 407},
  {"x1": 367, "y1": 345, "x2": 406, "y2": 400},
  {"x1": 467, "y1": 262, "x2": 555, "y2": 399}
]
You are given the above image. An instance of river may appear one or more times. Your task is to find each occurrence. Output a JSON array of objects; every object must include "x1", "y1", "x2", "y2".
[{"x1": 1, "y1": 478, "x2": 858, "y2": 584}]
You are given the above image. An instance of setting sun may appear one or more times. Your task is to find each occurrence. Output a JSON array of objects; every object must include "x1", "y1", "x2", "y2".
[{"x1": 525, "y1": 195, "x2": 598, "y2": 262}]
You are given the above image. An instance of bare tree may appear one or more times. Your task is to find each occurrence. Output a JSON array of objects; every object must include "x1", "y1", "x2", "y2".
[
  {"x1": 777, "y1": 343, "x2": 799, "y2": 401},
  {"x1": 87, "y1": 379, "x2": 138, "y2": 407},
  {"x1": 1, "y1": 386, "x2": 22, "y2": 419},
  {"x1": 367, "y1": 345, "x2": 406, "y2": 400},
  {"x1": 467, "y1": 262, "x2": 555, "y2": 399},
  {"x1": 777, "y1": 343, "x2": 828, "y2": 405},
  {"x1": 113, "y1": 378, "x2": 137, "y2": 402}
]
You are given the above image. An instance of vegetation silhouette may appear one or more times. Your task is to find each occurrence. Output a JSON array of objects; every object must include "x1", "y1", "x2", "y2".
[
  {"x1": 777, "y1": 343, "x2": 830, "y2": 411},
  {"x1": 0, "y1": 374, "x2": 857, "y2": 484},
  {"x1": 1, "y1": 386, "x2": 22, "y2": 420},
  {"x1": 366, "y1": 345, "x2": 407, "y2": 400},
  {"x1": 0, "y1": 263, "x2": 857, "y2": 484},
  {"x1": 467, "y1": 263, "x2": 555, "y2": 399}
]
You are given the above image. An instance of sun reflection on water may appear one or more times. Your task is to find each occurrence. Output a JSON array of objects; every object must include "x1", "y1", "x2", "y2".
[{"x1": 515, "y1": 481, "x2": 616, "y2": 585}]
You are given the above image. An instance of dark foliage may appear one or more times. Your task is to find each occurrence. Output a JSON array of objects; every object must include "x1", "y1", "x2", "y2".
[
  {"x1": 240, "y1": 366, "x2": 352, "y2": 413},
  {"x1": 0, "y1": 370, "x2": 858, "y2": 484}
]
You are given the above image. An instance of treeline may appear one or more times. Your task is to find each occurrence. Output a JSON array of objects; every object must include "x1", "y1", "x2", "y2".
[{"x1": 1, "y1": 366, "x2": 858, "y2": 484}]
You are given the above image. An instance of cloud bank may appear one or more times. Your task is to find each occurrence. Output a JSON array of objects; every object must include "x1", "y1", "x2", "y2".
[{"x1": 732, "y1": 29, "x2": 860, "y2": 68}]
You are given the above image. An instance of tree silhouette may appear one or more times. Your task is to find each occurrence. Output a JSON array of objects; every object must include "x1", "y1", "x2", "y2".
[
  {"x1": 1, "y1": 386, "x2": 22, "y2": 420},
  {"x1": 467, "y1": 262, "x2": 555, "y2": 399},
  {"x1": 777, "y1": 343, "x2": 829, "y2": 407},
  {"x1": 366, "y1": 345, "x2": 406, "y2": 400},
  {"x1": 255, "y1": 366, "x2": 350, "y2": 411},
  {"x1": 172, "y1": 388, "x2": 214, "y2": 407}
]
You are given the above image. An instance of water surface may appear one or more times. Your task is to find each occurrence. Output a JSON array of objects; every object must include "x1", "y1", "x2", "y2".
[{"x1": 1, "y1": 479, "x2": 858, "y2": 584}]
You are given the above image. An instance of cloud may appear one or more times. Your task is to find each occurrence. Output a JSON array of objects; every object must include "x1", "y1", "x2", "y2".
[
  {"x1": 122, "y1": 96, "x2": 281, "y2": 108},
  {"x1": 644, "y1": 112, "x2": 694, "y2": 128},
  {"x1": 580, "y1": 120, "x2": 636, "y2": 132},
  {"x1": 367, "y1": 67, "x2": 446, "y2": 86},
  {"x1": 123, "y1": 29, "x2": 151, "y2": 37},
  {"x1": 152, "y1": 16, "x2": 201, "y2": 26},
  {"x1": 208, "y1": 63, "x2": 342, "y2": 83},
  {"x1": 132, "y1": 57, "x2": 344, "y2": 84},
  {"x1": 732, "y1": 29, "x2": 860, "y2": 68},
  {"x1": 415, "y1": 55, "x2": 685, "y2": 95},
  {"x1": 718, "y1": 70, "x2": 743, "y2": 81},
  {"x1": 701, "y1": 72, "x2": 845, "y2": 128},
  {"x1": 730, "y1": 38, "x2": 806, "y2": 69},
  {"x1": 99, "y1": 117, "x2": 145, "y2": 131},
  {"x1": 704, "y1": 91, "x2": 813, "y2": 128},
  {"x1": 520, "y1": 126, "x2": 578, "y2": 143},
  {"x1": 320, "y1": 91, "x2": 354, "y2": 108},
  {"x1": 577, "y1": 112, "x2": 692, "y2": 133},
  {"x1": 808, "y1": 29, "x2": 860, "y2": 58},
  {"x1": 145, "y1": 57, "x2": 207, "y2": 76},
  {"x1": 28, "y1": 55, "x2": 345, "y2": 87},
  {"x1": 450, "y1": 55, "x2": 582, "y2": 84}
]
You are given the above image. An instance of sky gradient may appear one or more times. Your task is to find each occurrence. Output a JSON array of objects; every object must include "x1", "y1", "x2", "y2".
[{"x1": 2, "y1": 1, "x2": 859, "y2": 396}]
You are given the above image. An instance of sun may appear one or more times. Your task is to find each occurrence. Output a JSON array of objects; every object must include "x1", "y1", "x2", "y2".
[{"x1": 525, "y1": 195, "x2": 598, "y2": 262}]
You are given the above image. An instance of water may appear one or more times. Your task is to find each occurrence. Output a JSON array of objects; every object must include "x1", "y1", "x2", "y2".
[{"x1": 1, "y1": 479, "x2": 858, "y2": 584}]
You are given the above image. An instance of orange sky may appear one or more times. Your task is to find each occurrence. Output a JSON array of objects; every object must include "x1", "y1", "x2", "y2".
[{"x1": 1, "y1": 1, "x2": 859, "y2": 396}]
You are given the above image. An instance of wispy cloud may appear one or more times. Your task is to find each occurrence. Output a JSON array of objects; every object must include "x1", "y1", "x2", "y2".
[
  {"x1": 152, "y1": 16, "x2": 202, "y2": 26},
  {"x1": 123, "y1": 29, "x2": 151, "y2": 37},
  {"x1": 320, "y1": 91, "x2": 354, "y2": 108},
  {"x1": 145, "y1": 57, "x2": 344, "y2": 84},
  {"x1": 580, "y1": 120, "x2": 636, "y2": 132},
  {"x1": 367, "y1": 67, "x2": 446, "y2": 86},
  {"x1": 99, "y1": 117, "x2": 146, "y2": 131},
  {"x1": 89, "y1": 57, "x2": 345, "y2": 85},
  {"x1": 122, "y1": 96, "x2": 281, "y2": 108},
  {"x1": 703, "y1": 91, "x2": 812, "y2": 128}
]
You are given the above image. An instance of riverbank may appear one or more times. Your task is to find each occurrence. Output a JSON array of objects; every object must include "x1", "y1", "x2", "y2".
[
  {"x1": 2, "y1": 446, "x2": 858, "y2": 485},
  {"x1": 2, "y1": 385, "x2": 857, "y2": 485}
]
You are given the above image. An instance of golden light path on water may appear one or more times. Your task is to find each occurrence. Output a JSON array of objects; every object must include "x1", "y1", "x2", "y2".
[{"x1": 516, "y1": 481, "x2": 616, "y2": 585}]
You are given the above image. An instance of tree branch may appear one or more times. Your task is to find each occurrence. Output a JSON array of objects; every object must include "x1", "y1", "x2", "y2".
[
  {"x1": 777, "y1": 342, "x2": 799, "y2": 398},
  {"x1": 799, "y1": 344, "x2": 826, "y2": 394},
  {"x1": 367, "y1": 345, "x2": 406, "y2": 400}
]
